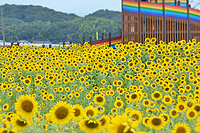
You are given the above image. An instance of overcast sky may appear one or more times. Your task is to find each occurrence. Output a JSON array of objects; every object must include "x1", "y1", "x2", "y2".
[
  {"x1": 0, "y1": 0, "x2": 199, "y2": 17},
  {"x1": 0, "y1": 0, "x2": 122, "y2": 17}
]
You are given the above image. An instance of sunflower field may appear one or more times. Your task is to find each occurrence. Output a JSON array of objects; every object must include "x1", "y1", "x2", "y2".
[{"x1": 0, "y1": 38, "x2": 200, "y2": 133}]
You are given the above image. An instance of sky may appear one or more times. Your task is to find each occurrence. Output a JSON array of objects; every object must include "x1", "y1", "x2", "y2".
[
  {"x1": 0, "y1": 0, "x2": 199, "y2": 17},
  {"x1": 0, "y1": 0, "x2": 122, "y2": 17}
]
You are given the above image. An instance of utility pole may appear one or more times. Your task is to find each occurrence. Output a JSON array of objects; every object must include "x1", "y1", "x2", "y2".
[{"x1": 1, "y1": 7, "x2": 5, "y2": 46}]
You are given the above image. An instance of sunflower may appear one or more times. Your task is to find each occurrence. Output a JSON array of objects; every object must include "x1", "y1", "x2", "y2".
[
  {"x1": 186, "y1": 100, "x2": 194, "y2": 109},
  {"x1": 48, "y1": 93, "x2": 54, "y2": 101},
  {"x1": 176, "y1": 102, "x2": 187, "y2": 113},
  {"x1": 93, "y1": 94, "x2": 106, "y2": 106},
  {"x1": 128, "y1": 110, "x2": 142, "y2": 123},
  {"x1": 186, "y1": 109, "x2": 197, "y2": 120},
  {"x1": 151, "y1": 91, "x2": 162, "y2": 101},
  {"x1": 86, "y1": 94, "x2": 91, "y2": 99},
  {"x1": 195, "y1": 117, "x2": 200, "y2": 132},
  {"x1": 79, "y1": 118, "x2": 102, "y2": 133},
  {"x1": 148, "y1": 116, "x2": 165, "y2": 130},
  {"x1": 142, "y1": 117, "x2": 149, "y2": 127},
  {"x1": 99, "y1": 115, "x2": 110, "y2": 130},
  {"x1": 49, "y1": 80, "x2": 55, "y2": 86},
  {"x1": 42, "y1": 124, "x2": 48, "y2": 131},
  {"x1": 170, "y1": 108, "x2": 179, "y2": 118},
  {"x1": 151, "y1": 37, "x2": 157, "y2": 43},
  {"x1": 108, "y1": 114, "x2": 140, "y2": 133},
  {"x1": 79, "y1": 68, "x2": 85, "y2": 75},
  {"x1": 114, "y1": 100, "x2": 124, "y2": 109},
  {"x1": 48, "y1": 101, "x2": 74, "y2": 125},
  {"x1": 3, "y1": 103, "x2": 9, "y2": 111},
  {"x1": 101, "y1": 79, "x2": 106, "y2": 84},
  {"x1": 23, "y1": 78, "x2": 31, "y2": 86},
  {"x1": 79, "y1": 76, "x2": 85, "y2": 83},
  {"x1": 85, "y1": 81, "x2": 89, "y2": 86},
  {"x1": 145, "y1": 38, "x2": 151, "y2": 44},
  {"x1": 83, "y1": 106, "x2": 98, "y2": 118},
  {"x1": 0, "y1": 128, "x2": 17, "y2": 133},
  {"x1": 159, "y1": 113, "x2": 170, "y2": 124},
  {"x1": 171, "y1": 122, "x2": 191, "y2": 133},
  {"x1": 72, "y1": 104, "x2": 83, "y2": 122},
  {"x1": 162, "y1": 95, "x2": 173, "y2": 105},
  {"x1": 15, "y1": 94, "x2": 38, "y2": 120},
  {"x1": 142, "y1": 99, "x2": 151, "y2": 107},
  {"x1": 194, "y1": 104, "x2": 200, "y2": 115},
  {"x1": 11, "y1": 115, "x2": 31, "y2": 131},
  {"x1": 129, "y1": 93, "x2": 139, "y2": 102}
]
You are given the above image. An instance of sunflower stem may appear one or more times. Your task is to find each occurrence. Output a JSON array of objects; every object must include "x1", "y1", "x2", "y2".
[
  {"x1": 57, "y1": 125, "x2": 60, "y2": 133},
  {"x1": 33, "y1": 117, "x2": 36, "y2": 133}
]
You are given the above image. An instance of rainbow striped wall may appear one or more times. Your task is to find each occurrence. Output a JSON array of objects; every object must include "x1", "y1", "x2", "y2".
[
  {"x1": 165, "y1": 4, "x2": 187, "y2": 20},
  {"x1": 180, "y1": 0, "x2": 187, "y2": 7},
  {"x1": 151, "y1": 0, "x2": 168, "y2": 4},
  {"x1": 151, "y1": 0, "x2": 187, "y2": 7},
  {"x1": 140, "y1": 2, "x2": 163, "y2": 16},
  {"x1": 91, "y1": 37, "x2": 122, "y2": 48},
  {"x1": 123, "y1": 0, "x2": 200, "y2": 23},
  {"x1": 123, "y1": 0, "x2": 138, "y2": 13},
  {"x1": 189, "y1": 8, "x2": 200, "y2": 23}
]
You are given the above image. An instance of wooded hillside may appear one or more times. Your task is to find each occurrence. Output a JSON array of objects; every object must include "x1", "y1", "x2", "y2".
[{"x1": 0, "y1": 4, "x2": 122, "y2": 43}]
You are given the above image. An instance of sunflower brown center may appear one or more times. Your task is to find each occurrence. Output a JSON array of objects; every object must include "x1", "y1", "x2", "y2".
[
  {"x1": 145, "y1": 119, "x2": 149, "y2": 123},
  {"x1": 25, "y1": 79, "x2": 30, "y2": 83},
  {"x1": 163, "y1": 115, "x2": 168, "y2": 121},
  {"x1": 3, "y1": 105, "x2": 7, "y2": 109},
  {"x1": 132, "y1": 114, "x2": 139, "y2": 121},
  {"x1": 100, "y1": 118, "x2": 106, "y2": 126},
  {"x1": 172, "y1": 110, "x2": 177, "y2": 116},
  {"x1": 21, "y1": 100, "x2": 33, "y2": 112},
  {"x1": 55, "y1": 106, "x2": 68, "y2": 119},
  {"x1": 16, "y1": 120, "x2": 27, "y2": 127},
  {"x1": 187, "y1": 102, "x2": 193, "y2": 107},
  {"x1": 96, "y1": 97, "x2": 103, "y2": 102},
  {"x1": 152, "y1": 118, "x2": 161, "y2": 126},
  {"x1": 189, "y1": 112, "x2": 195, "y2": 117},
  {"x1": 165, "y1": 97, "x2": 170, "y2": 102},
  {"x1": 117, "y1": 102, "x2": 121, "y2": 106},
  {"x1": 85, "y1": 120, "x2": 98, "y2": 129},
  {"x1": 195, "y1": 106, "x2": 200, "y2": 112},
  {"x1": 131, "y1": 94, "x2": 137, "y2": 99},
  {"x1": 154, "y1": 93, "x2": 160, "y2": 98},
  {"x1": 179, "y1": 105, "x2": 184, "y2": 110},
  {"x1": 86, "y1": 110, "x2": 94, "y2": 117},
  {"x1": 74, "y1": 109, "x2": 80, "y2": 117},
  {"x1": 176, "y1": 127, "x2": 186, "y2": 133}
]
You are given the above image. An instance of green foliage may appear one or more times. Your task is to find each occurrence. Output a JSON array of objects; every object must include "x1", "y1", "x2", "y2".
[
  {"x1": 85, "y1": 9, "x2": 122, "y2": 22},
  {"x1": 0, "y1": 4, "x2": 122, "y2": 43},
  {"x1": 0, "y1": 4, "x2": 79, "y2": 22}
]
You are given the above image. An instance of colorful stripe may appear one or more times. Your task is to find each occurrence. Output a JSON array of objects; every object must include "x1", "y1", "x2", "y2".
[
  {"x1": 92, "y1": 37, "x2": 122, "y2": 46},
  {"x1": 189, "y1": 8, "x2": 200, "y2": 23},
  {"x1": 180, "y1": 0, "x2": 187, "y2": 7},
  {"x1": 123, "y1": 0, "x2": 138, "y2": 13},
  {"x1": 151, "y1": 0, "x2": 174, "y2": 5},
  {"x1": 140, "y1": 1, "x2": 163, "y2": 16},
  {"x1": 165, "y1": 4, "x2": 187, "y2": 20},
  {"x1": 123, "y1": 0, "x2": 200, "y2": 23},
  {"x1": 124, "y1": 35, "x2": 135, "y2": 43},
  {"x1": 151, "y1": 0, "x2": 186, "y2": 6}
]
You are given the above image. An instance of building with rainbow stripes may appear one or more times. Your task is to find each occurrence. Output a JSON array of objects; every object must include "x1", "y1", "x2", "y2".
[{"x1": 122, "y1": 0, "x2": 200, "y2": 44}]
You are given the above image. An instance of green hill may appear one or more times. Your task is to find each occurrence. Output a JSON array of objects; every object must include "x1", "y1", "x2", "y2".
[
  {"x1": 85, "y1": 9, "x2": 122, "y2": 23},
  {"x1": 0, "y1": 4, "x2": 122, "y2": 43},
  {"x1": 0, "y1": 4, "x2": 79, "y2": 22}
]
